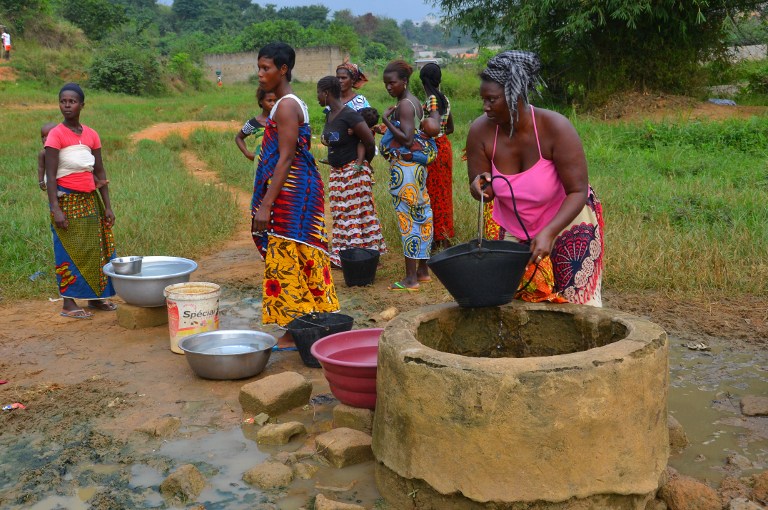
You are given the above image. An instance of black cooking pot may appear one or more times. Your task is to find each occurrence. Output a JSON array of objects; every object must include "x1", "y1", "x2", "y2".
[
  {"x1": 285, "y1": 312, "x2": 354, "y2": 368},
  {"x1": 428, "y1": 239, "x2": 530, "y2": 308}
]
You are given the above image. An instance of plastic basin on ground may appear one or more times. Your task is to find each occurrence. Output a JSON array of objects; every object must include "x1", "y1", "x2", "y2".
[{"x1": 310, "y1": 328, "x2": 382, "y2": 409}]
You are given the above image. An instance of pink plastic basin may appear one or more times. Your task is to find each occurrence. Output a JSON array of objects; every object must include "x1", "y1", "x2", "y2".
[{"x1": 310, "y1": 328, "x2": 382, "y2": 409}]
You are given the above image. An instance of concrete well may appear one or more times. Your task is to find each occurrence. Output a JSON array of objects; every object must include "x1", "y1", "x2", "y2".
[{"x1": 372, "y1": 302, "x2": 669, "y2": 510}]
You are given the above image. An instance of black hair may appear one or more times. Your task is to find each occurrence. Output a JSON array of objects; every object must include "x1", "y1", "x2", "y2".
[
  {"x1": 256, "y1": 87, "x2": 266, "y2": 107},
  {"x1": 59, "y1": 82, "x2": 85, "y2": 102},
  {"x1": 317, "y1": 76, "x2": 341, "y2": 99},
  {"x1": 420, "y1": 63, "x2": 448, "y2": 115},
  {"x1": 258, "y1": 42, "x2": 296, "y2": 82},
  {"x1": 358, "y1": 107, "x2": 379, "y2": 129},
  {"x1": 383, "y1": 60, "x2": 413, "y2": 83}
]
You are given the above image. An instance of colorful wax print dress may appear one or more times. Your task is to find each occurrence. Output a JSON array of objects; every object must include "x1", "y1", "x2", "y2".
[
  {"x1": 423, "y1": 94, "x2": 455, "y2": 243},
  {"x1": 45, "y1": 123, "x2": 116, "y2": 301},
  {"x1": 379, "y1": 111, "x2": 434, "y2": 260},
  {"x1": 251, "y1": 94, "x2": 339, "y2": 326}
]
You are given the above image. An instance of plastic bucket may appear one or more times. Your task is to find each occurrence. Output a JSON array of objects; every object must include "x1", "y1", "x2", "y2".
[
  {"x1": 427, "y1": 239, "x2": 531, "y2": 308},
  {"x1": 164, "y1": 282, "x2": 221, "y2": 354},
  {"x1": 285, "y1": 312, "x2": 354, "y2": 368},
  {"x1": 339, "y1": 248, "x2": 379, "y2": 287}
]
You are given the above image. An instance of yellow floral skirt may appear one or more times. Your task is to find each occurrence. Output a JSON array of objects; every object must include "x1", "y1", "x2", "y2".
[{"x1": 262, "y1": 236, "x2": 339, "y2": 327}]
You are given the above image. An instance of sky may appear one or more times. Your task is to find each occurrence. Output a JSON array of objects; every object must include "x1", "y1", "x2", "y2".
[
  {"x1": 259, "y1": 0, "x2": 439, "y2": 22},
  {"x1": 156, "y1": 0, "x2": 440, "y2": 23}
]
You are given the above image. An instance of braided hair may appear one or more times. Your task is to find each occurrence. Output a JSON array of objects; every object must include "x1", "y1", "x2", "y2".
[
  {"x1": 480, "y1": 51, "x2": 543, "y2": 136},
  {"x1": 317, "y1": 75, "x2": 341, "y2": 99},
  {"x1": 419, "y1": 63, "x2": 447, "y2": 115}
]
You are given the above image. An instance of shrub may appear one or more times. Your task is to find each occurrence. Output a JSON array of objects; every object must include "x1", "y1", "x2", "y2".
[
  {"x1": 745, "y1": 61, "x2": 768, "y2": 95},
  {"x1": 168, "y1": 52, "x2": 204, "y2": 91},
  {"x1": 88, "y1": 45, "x2": 163, "y2": 96}
]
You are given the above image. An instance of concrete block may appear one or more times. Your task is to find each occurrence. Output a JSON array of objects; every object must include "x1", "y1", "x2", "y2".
[
  {"x1": 316, "y1": 427, "x2": 373, "y2": 468},
  {"x1": 256, "y1": 421, "x2": 306, "y2": 445},
  {"x1": 159, "y1": 464, "x2": 205, "y2": 505},
  {"x1": 243, "y1": 461, "x2": 293, "y2": 489},
  {"x1": 333, "y1": 404, "x2": 373, "y2": 434},
  {"x1": 117, "y1": 303, "x2": 168, "y2": 329},
  {"x1": 239, "y1": 372, "x2": 312, "y2": 416}
]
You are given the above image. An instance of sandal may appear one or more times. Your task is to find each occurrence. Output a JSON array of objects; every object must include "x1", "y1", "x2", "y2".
[
  {"x1": 61, "y1": 309, "x2": 93, "y2": 319},
  {"x1": 88, "y1": 301, "x2": 118, "y2": 312},
  {"x1": 388, "y1": 282, "x2": 419, "y2": 292},
  {"x1": 272, "y1": 345, "x2": 298, "y2": 352}
]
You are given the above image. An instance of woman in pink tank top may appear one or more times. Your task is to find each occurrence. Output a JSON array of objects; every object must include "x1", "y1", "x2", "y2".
[{"x1": 466, "y1": 51, "x2": 604, "y2": 306}]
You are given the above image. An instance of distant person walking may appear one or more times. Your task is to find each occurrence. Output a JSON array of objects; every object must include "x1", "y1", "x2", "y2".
[
  {"x1": 1, "y1": 28, "x2": 11, "y2": 61},
  {"x1": 420, "y1": 62, "x2": 455, "y2": 250}
]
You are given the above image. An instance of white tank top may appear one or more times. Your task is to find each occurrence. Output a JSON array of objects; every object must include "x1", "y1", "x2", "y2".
[{"x1": 270, "y1": 94, "x2": 309, "y2": 124}]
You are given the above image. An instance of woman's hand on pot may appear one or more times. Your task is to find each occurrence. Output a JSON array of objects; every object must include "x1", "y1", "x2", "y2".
[
  {"x1": 471, "y1": 173, "x2": 494, "y2": 200},
  {"x1": 529, "y1": 230, "x2": 555, "y2": 265}
]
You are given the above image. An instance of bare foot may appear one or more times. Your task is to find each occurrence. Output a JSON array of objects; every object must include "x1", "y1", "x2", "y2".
[
  {"x1": 88, "y1": 300, "x2": 118, "y2": 311},
  {"x1": 277, "y1": 332, "x2": 295, "y2": 349}
]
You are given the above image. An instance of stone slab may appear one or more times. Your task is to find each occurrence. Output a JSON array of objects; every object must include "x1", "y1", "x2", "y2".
[{"x1": 117, "y1": 302, "x2": 168, "y2": 329}]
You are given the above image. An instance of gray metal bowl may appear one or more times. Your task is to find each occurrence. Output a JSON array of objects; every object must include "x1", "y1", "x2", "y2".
[
  {"x1": 111, "y1": 256, "x2": 143, "y2": 275},
  {"x1": 103, "y1": 256, "x2": 197, "y2": 307},
  {"x1": 178, "y1": 330, "x2": 277, "y2": 380}
]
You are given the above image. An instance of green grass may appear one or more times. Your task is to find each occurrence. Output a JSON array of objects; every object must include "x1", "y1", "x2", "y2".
[{"x1": 2, "y1": 74, "x2": 767, "y2": 302}]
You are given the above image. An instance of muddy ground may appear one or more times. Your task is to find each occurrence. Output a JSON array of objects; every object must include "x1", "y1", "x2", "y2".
[{"x1": 1, "y1": 106, "x2": 767, "y2": 509}]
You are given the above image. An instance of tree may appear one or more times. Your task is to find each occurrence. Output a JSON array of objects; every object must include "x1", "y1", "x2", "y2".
[
  {"x1": 60, "y1": 0, "x2": 126, "y2": 41},
  {"x1": 237, "y1": 20, "x2": 310, "y2": 51},
  {"x1": 333, "y1": 9, "x2": 356, "y2": 27},
  {"x1": 436, "y1": 0, "x2": 756, "y2": 103},
  {"x1": 278, "y1": 5, "x2": 330, "y2": 28},
  {"x1": 0, "y1": 0, "x2": 50, "y2": 32}
]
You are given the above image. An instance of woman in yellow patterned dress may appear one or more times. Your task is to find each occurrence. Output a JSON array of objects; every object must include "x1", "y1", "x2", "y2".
[{"x1": 251, "y1": 43, "x2": 339, "y2": 330}]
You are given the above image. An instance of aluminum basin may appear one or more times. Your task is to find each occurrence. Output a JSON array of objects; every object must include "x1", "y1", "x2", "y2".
[
  {"x1": 178, "y1": 330, "x2": 277, "y2": 380},
  {"x1": 103, "y1": 256, "x2": 197, "y2": 307}
]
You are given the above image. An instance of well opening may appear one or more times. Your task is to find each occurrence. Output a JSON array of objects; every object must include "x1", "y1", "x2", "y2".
[{"x1": 416, "y1": 306, "x2": 629, "y2": 358}]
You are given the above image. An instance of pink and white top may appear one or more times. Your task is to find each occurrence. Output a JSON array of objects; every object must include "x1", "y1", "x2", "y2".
[
  {"x1": 45, "y1": 123, "x2": 102, "y2": 192},
  {"x1": 490, "y1": 106, "x2": 566, "y2": 241}
]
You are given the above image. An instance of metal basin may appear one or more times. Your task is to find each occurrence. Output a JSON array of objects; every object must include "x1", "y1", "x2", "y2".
[
  {"x1": 111, "y1": 256, "x2": 143, "y2": 275},
  {"x1": 103, "y1": 256, "x2": 197, "y2": 307},
  {"x1": 178, "y1": 330, "x2": 277, "y2": 380}
]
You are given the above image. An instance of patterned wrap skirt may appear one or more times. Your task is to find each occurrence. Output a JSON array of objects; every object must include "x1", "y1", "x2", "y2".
[
  {"x1": 328, "y1": 160, "x2": 387, "y2": 267},
  {"x1": 388, "y1": 156, "x2": 433, "y2": 259},
  {"x1": 51, "y1": 189, "x2": 116, "y2": 300},
  {"x1": 426, "y1": 135, "x2": 454, "y2": 242},
  {"x1": 501, "y1": 187, "x2": 604, "y2": 307},
  {"x1": 262, "y1": 236, "x2": 339, "y2": 327}
]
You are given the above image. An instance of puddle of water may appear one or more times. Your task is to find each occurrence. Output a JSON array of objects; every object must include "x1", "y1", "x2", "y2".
[
  {"x1": 26, "y1": 495, "x2": 91, "y2": 510},
  {"x1": 668, "y1": 335, "x2": 768, "y2": 482}
]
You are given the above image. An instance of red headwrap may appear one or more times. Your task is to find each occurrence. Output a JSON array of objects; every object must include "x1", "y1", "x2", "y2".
[{"x1": 336, "y1": 61, "x2": 368, "y2": 89}]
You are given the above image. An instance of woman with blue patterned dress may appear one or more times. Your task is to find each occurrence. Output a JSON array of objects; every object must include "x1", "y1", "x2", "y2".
[{"x1": 380, "y1": 60, "x2": 434, "y2": 291}]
